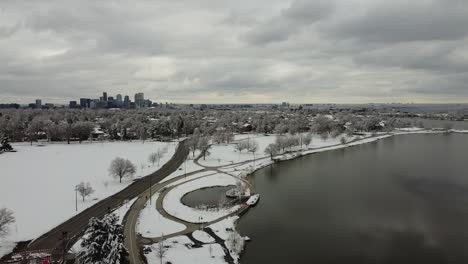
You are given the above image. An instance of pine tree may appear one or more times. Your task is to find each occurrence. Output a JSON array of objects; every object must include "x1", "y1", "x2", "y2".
[
  {"x1": 0, "y1": 135, "x2": 13, "y2": 152},
  {"x1": 78, "y1": 213, "x2": 128, "y2": 264}
]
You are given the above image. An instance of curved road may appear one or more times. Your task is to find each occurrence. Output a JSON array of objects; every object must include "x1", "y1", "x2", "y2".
[{"x1": 22, "y1": 140, "x2": 189, "y2": 255}]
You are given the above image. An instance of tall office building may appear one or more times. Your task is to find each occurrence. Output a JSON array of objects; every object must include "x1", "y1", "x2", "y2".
[
  {"x1": 102, "y1": 92, "x2": 108, "y2": 102},
  {"x1": 80, "y1": 98, "x2": 91, "y2": 108},
  {"x1": 123, "y1": 95, "x2": 130, "y2": 108},
  {"x1": 116, "y1": 94, "x2": 123, "y2": 102},
  {"x1": 134, "y1": 93, "x2": 145, "y2": 108},
  {"x1": 35, "y1": 99, "x2": 42, "y2": 109}
]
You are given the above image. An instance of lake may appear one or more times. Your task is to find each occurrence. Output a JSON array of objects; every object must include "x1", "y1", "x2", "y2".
[{"x1": 238, "y1": 133, "x2": 468, "y2": 264}]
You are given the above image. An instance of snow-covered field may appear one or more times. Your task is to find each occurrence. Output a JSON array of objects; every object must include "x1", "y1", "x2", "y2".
[
  {"x1": 198, "y1": 133, "x2": 357, "y2": 167},
  {"x1": 145, "y1": 236, "x2": 226, "y2": 264},
  {"x1": 0, "y1": 140, "x2": 176, "y2": 257},
  {"x1": 137, "y1": 193, "x2": 186, "y2": 237}
]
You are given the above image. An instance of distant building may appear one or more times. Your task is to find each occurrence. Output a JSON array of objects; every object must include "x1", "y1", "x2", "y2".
[
  {"x1": 123, "y1": 95, "x2": 130, "y2": 108},
  {"x1": 134, "y1": 93, "x2": 145, "y2": 108},
  {"x1": 116, "y1": 94, "x2": 123, "y2": 102},
  {"x1": 35, "y1": 99, "x2": 42, "y2": 109},
  {"x1": 80, "y1": 98, "x2": 91, "y2": 108},
  {"x1": 102, "y1": 92, "x2": 108, "y2": 102},
  {"x1": 69, "y1": 101, "x2": 78, "y2": 108}
]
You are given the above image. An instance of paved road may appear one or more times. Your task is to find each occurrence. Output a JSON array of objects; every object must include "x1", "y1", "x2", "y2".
[{"x1": 24, "y1": 140, "x2": 189, "y2": 254}]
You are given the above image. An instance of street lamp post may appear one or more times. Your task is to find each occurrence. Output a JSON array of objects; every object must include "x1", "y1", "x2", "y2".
[
  {"x1": 75, "y1": 186, "x2": 78, "y2": 212},
  {"x1": 149, "y1": 175, "x2": 152, "y2": 205}
]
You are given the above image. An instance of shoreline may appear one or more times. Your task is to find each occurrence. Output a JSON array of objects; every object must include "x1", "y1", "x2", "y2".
[{"x1": 232, "y1": 129, "x2": 468, "y2": 262}]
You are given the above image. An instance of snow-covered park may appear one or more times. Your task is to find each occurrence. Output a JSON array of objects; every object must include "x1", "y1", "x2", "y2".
[
  {"x1": 198, "y1": 133, "x2": 358, "y2": 167},
  {"x1": 0, "y1": 140, "x2": 176, "y2": 257}
]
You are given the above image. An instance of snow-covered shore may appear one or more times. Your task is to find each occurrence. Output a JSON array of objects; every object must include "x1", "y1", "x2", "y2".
[
  {"x1": 141, "y1": 129, "x2": 468, "y2": 264},
  {"x1": 0, "y1": 140, "x2": 176, "y2": 257}
]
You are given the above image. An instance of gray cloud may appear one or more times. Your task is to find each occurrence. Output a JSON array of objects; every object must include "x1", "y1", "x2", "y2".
[
  {"x1": 1, "y1": 0, "x2": 468, "y2": 104},
  {"x1": 328, "y1": 0, "x2": 468, "y2": 43}
]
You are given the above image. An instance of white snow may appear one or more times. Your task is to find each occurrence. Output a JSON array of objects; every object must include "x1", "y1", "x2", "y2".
[
  {"x1": 193, "y1": 230, "x2": 215, "y2": 243},
  {"x1": 145, "y1": 236, "x2": 225, "y2": 264},
  {"x1": 198, "y1": 133, "x2": 358, "y2": 167},
  {"x1": 160, "y1": 154, "x2": 204, "y2": 183},
  {"x1": 137, "y1": 192, "x2": 186, "y2": 238},
  {"x1": 163, "y1": 173, "x2": 241, "y2": 223},
  {"x1": 0, "y1": 140, "x2": 176, "y2": 253}
]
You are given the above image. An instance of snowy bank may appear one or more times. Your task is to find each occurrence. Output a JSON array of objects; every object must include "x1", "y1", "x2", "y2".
[{"x1": 0, "y1": 140, "x2": 176, "y2": 255}]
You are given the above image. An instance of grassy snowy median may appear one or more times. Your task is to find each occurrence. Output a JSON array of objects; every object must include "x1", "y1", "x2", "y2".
[{"x1": 0, "y1": 140, "x2": 176, "y2": 257}]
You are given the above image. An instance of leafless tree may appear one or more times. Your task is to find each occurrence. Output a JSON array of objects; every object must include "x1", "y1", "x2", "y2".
[
  {"x1": 198, "y1": 136, "x2": 210, "y2": 160},
  {"x1": 0, "y1": 208, "x2": 15, "y2": 237},
  {"x1": 155, "y1": 239, "x2": 166, "y2": 264},
  {"x1": 75, "y1": 182, "x2": 95, "y2": 202},
  {"x1": 109, "y1": 157, "x2": 136, "y2": 183},
  {"x1": 148, "y1": 152, "x2": 159, "y2": 166},
  {"x1": 303, "y1": 133, "x2": 312, "y2": 148},
  {"x1": 264, "y1": 143, "x2": 279, "y2": 160},
  {"x1": 188, "y1": 136, "x2": 199, "y2": 157},
  {"x1": 340, "y1": 137, "x2": 347, "y2": 145},
  {"x1": 226, "y1": 232, "x2": 244, "y2": 255}
]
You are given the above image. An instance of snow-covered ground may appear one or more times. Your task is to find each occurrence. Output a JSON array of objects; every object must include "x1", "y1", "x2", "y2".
[
  {"x1": 137, "y1": 192, "x2": 186, "y2": 237},
  {"x1": 145, "y1": 235, "x2": 226, "y2": 264},
  {"x1": 163, "y1": 173, "x2": 241, "y2": 223},
  {"x1": 144, "y1": 216, "x2": 244, "y2": 264},
  {"x1": 0, "y1": 140, "x2": 176, "y2": 257},
  {"x1": 193, "y1": 230, "x2": 215, "y2": 243},
  {"x1": 198, "y1": 133, "x2": 357, "y2": 167},
  {"x1": 160, "y1": 150, "x2": 204, "y2": 183}
]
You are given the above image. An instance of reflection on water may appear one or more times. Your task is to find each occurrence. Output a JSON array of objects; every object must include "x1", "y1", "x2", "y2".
[{"x1": 239, "y1": 134, "x2": 468, "y2": 264}]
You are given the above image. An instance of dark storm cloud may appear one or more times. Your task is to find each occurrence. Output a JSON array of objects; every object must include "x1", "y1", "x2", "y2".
[{"x1": 1, "y1": 0, "x2": 468, "y2": 103}]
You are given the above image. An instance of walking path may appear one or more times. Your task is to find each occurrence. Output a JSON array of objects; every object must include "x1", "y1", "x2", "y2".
[{"x1": 123, "y1": 133, "x2": 396, "y2": 263}]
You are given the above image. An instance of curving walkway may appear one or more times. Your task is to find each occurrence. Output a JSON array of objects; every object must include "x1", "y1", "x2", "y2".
[{"x1": 123, "y1": 133, "x2": 394, "y2": 263}]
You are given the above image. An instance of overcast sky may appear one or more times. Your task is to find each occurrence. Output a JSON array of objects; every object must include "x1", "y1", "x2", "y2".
[{"x1": 1, "y1": 0, "x2": 468, "y2": 104}]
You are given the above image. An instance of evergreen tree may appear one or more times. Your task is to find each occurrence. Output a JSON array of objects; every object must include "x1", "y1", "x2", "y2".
[
  {"x1": 0, "y1": 135, "x2": 13, "y2": 152},
  {"x1": 78, "y1": 213, "x2": 128, "y2": 264}
]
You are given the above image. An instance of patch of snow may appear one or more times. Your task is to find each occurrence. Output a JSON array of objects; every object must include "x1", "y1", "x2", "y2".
[
  {"x1": 0, "y1": 141, "x2": 176, "y2": 245},
  {"x1": 137, "y1": 193, "x2": 186, "y2": 238},
  {"x1": 145, "y1": 236, "x2": 225, "y2": 264},
  {"x1": 192, "y1": 230, "x2": 215, "y2": 243}
]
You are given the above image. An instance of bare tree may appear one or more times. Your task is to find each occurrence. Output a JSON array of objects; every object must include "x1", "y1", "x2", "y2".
[
  {"x1": 75, "y1": 182, "x2": 95, "y2": 202},
  {"x1": 109, "y1": 157, "x2": 136, "y2": 183},
  {"x1": 148, "y1": 152, "x2": 159, "y2": 166},
  {"x1": 226, "y1": 232, "x2": 244, "y2": 255},
  {"x1": 264, "y1": 143, "x2": 278, "y2": 160},
  {"x1": 198, "y1": 136, "x2": 210, "y2": 160},
  {"x1": 0, "y1": 208, "x2": 15, "y2": 237},
  {"x1": 303, "y1": 133, "x2": 312, "y2": 148},
  {"x1": 188, "y1": 137, "x2": 199, "y2": 157},
  {"x1": 155, "y1": 239, "x2": 166, "y2": 264},
  {"x1": 234, "y1": 142, "x2": 246, "y2": 153},
  {"x1": 340, "y1": 137, "x2": 347, "y2": 145}
]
